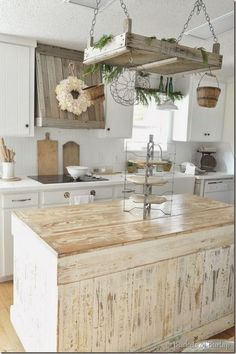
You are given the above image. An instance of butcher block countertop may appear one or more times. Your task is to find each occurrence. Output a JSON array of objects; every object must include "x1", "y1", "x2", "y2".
[{"x1": 14, "y1": 194, "x2": 233, "y2": 257}]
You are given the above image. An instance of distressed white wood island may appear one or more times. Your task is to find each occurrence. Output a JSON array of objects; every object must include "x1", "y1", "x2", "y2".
[{"x1": 10, "y1": 194, "x2": 234, "y2": 352}]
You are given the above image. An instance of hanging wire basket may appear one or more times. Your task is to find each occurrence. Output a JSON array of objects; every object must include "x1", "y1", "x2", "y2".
[{"x1": 110, "y1": 70, "x2": 150, "y2": 106}]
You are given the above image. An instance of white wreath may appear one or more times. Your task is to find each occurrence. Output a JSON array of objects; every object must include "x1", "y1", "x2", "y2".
[{"x1": 55, "y1": 76, "x2": 92, "y2": 116}]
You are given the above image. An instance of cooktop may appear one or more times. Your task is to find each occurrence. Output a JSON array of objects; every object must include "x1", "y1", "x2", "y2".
[{"x1": 28, "y1": 175, "x2": 109, "y2": 184}]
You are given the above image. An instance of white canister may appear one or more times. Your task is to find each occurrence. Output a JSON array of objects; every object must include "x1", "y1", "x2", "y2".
[{"x1": 2, "y1": 162, "x2": 15, "y2": 179}]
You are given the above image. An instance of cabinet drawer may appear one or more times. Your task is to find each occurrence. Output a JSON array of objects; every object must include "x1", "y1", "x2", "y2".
[
  {"x1": 1, "y1": 193, "x2": 38, "y2": 209},
  {"x1": 42, "y1": 187, "x2": 113, "y2": 206}
]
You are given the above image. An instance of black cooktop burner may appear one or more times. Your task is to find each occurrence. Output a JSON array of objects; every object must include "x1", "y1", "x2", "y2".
[{"x1": 28, "y1": 175, "x2": 109, "y2": 184}]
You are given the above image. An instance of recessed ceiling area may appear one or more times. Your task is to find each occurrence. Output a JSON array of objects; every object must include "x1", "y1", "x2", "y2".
[
  {"x1": 0, "y1": 0, "x2": 234, "y2": 79},
  {"x1": 185, "y1": 11, "x2": 234, "y2": 40},
  {"x1": 63, "y1": 0, "x2": 116, "y2": 11}
]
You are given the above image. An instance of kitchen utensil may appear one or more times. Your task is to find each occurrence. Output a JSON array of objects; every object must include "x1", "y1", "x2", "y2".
[
  {"x1": 2, "y1": 162, "x2": 15, "y2": 179},
  {"x1": 66, "y1": 166, "x2": 88, "y2": 180},
  {"x1": 37, "y1": 133, "x2": 58, "y2": 176},
  {"x1": 63, "y1": 142, "x2": 80, "y2": 175},
  {"x1": 0, "y1": 138, "x2": 15, "y2": 162}
]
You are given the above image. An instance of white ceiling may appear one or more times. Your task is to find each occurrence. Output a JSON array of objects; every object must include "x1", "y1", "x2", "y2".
[{"x1": 0, "y1": 0, "x2": 234, "y2": 79}]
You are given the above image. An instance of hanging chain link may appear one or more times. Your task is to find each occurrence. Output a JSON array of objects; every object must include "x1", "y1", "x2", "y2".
[
  {"x1": 177, "y1": 0, "x2": 218, "y2": 43},
  {"x1": 120, "y1": 0, "x2": 130, "y2": 18},
  {"x1": 90, "y1": 0, "x2": 102, "y2": 38},
  {"x1": 89, "y1": 0, "x2": 130, "y2": 38}
]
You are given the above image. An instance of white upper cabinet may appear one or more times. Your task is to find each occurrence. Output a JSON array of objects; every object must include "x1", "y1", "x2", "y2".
[
  {"x1": 172, "y1": 75, "x2": 226, "y2": 142},
  {"x1": 0, "y1": 34, "x2": 36, "y2": 137},
  {"x1": 97, "y1": 84, "x2": 134, "y2": 138}
]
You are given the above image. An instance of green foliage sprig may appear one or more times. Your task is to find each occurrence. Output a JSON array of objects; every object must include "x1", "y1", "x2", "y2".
[
  {"x1": 136, "y1": 87, "x2": 183, "y2": 106},
  {"x1": 94, "y1": 34, "x2": 114, "y2": 50},
  {"x1": 136, "y1": 87, "x2": 161, "y2": 105},
  {"x1": 82, "y1": 63, "x2": 122, "y2": 83},
  {"x1": 197, "y1": 47, "x2": 209, "y2": 65},
  {"x1": 161, "y1": 37, "x2": 178, "y2": 44}
]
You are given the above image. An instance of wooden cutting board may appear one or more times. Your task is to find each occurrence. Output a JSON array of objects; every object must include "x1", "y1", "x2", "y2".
[
  {"x1": 63, "y1": 141, "x2": 80, "y2": 175},
  {"x1": 37, "y1": 133, "x2": 58, "y2": 176}
]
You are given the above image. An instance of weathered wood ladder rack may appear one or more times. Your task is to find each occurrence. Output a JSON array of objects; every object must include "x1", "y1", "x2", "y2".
[{"x1": 84, "y1": 19, "x2": 223, "y2": 75}]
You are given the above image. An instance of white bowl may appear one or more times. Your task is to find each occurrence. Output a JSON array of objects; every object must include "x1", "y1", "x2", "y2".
[{"x1": 66, "y1": 166, "x2": 89, "y2": 179}]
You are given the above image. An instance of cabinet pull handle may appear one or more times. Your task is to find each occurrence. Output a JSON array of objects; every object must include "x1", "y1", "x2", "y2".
[
  {"x1": 64, "y1": 192, "x2": 70, "y2": 199},
  {"x1": 90, "y1": 190, "x2": 96, "y2": 196},
  {"x1": 12, "y1": 198, "x2": 32, "y2": 202},
  {"x1": 25, "y1": 124, "x2": 29, "y2": 128},
  {"x1": 122, "y1": 189, "x2": 135, "y2": 193}
]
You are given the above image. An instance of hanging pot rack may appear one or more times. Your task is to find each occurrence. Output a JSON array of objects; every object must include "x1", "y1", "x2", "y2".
[{"x1": 83, "y1": 0, "x2": 223, "y2": 76}]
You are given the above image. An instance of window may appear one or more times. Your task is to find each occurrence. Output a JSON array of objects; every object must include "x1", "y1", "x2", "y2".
[{"x1": 126, "y1": 98, "x2": 173, "y2": 151}]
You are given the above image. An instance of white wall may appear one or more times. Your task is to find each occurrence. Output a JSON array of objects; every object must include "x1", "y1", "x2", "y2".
[
  {"x1": 4, "y1": 128, "x2": 126, "y2": 176},
  {"x1": 3, "y1": 78, "x2": 234, "y2": 177},
  {"x1": 223, "y1": 80, "x2": 234, "y2": 153}
]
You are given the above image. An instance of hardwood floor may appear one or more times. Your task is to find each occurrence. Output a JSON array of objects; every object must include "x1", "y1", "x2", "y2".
[
  {"x1": 0, "y1": 281, "x2": 234, "y2": 353},
  {"x1": 0, "y1": 281, "x2": 24, "y2": 352}
]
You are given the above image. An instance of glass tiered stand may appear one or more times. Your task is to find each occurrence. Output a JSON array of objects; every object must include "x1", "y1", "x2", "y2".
[{"x1": 123, "y1": 135, "x2": 176, "y2": 220}]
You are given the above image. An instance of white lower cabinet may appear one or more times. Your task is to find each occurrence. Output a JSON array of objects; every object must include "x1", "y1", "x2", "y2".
[
  {"x1": 0, "y1": 183, "x2": 128, "y2": 280},
  {"x1": 41, "y1": 186, "x2": 113, "y2": 206},
  {"x1": 0, "y1": 192, "x2": 39, "y2": 280}
]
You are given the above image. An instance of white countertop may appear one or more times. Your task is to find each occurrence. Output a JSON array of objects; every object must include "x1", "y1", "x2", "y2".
[
  {"x1": 0, "y1": 172, "x2": 196, "y2": 194},
  {"x1": 0, "y1": 174, "x2": 126, "y2": 194},
  {"x1": 194, "y1": 172, "x2": 234, "y2": 180}
]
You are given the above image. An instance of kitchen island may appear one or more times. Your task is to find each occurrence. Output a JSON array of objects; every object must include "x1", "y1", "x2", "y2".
[{"x1": 11, "y1": 195, "x2": 234, "y2": 352}]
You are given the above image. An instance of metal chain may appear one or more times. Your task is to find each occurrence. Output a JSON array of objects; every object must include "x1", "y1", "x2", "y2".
[
  {"x1": 120, "y1": 0, "x2": 130, "y2": 18},
  {"x1": 201, "y1": 0, "x2": 218, "y2": 42},
  {"x1": 90, "y1": 0, "x2": 102, "y2": 38},
  {"x1": 177, "y1": 0, "x2": 218, "y2": 43}
]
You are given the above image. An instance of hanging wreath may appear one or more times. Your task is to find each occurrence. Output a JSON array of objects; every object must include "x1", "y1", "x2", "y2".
[{"x1": 55, "y1": 75, "x2": 92, "y2": 116}]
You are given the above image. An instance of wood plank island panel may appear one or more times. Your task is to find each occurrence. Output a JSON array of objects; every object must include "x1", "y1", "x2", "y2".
[
  {"x1": 14, "y1": 195, "x2": 233, "y2": 257},
  {"x1": 10, "y1": 195, "x2": 234, "y2": 352},
  {"x1": 35, "y1": 44, "x2": 105, "y2": 129}
]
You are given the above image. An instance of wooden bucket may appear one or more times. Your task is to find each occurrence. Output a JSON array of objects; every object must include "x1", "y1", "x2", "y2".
[
  {"x1": 83, "y1": 84, "x2": 105, "y2": 103},
  {"x1": 197, "y1": 73, "x2": 221, "y2": 108}
]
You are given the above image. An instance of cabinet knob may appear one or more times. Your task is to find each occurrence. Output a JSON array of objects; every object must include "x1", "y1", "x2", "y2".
[
  {"x1": 64, "y1": 192, "x2": 70, "y2": 199},
  {"x1": 107, "y1": 128, "x2": 111, "y2": 131},
  {"x1": 25, "y1": 124, "x2": 29, "y2": 128},
  {"x1": 90, "y1": 190, "x2": 96, "y2": 196}
]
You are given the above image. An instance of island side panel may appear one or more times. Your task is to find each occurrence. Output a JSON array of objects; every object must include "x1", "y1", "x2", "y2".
[
  {"x1": 10, "y1": 214, "x2": 58, "y2": 352},
  {"x1": 57, "y1": 244, "x2": 234, "y2": 352}
]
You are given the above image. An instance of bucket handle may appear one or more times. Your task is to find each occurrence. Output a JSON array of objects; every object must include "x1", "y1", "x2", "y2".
[{"x1": 198, "y1": 72, "x2": 219, "y2": 88}]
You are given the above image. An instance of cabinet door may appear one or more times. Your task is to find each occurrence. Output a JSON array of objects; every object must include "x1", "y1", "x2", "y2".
[
  {"x1": 101, "y1": 84, "x2": 134, "y2": 138},
  {"x1": 1, "y1": 209, "x2": 13, "y2": 277},
  {"x1": 0, "y1": 42, "x2": 34, "y2": 136},
  {"x1": 189, "y1": 78, "x2": 225, "y2": 142}
]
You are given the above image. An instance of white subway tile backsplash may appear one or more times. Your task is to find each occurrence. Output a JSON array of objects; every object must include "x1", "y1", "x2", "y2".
[
  {"x1": 3, "y1": 128, "x2": 233, "y2": 176},
  {"x1": 4, "y1": 128, "x2": 126, "y2": 176}
]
